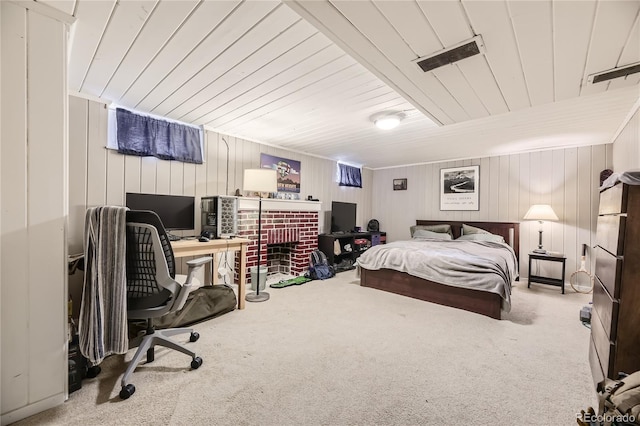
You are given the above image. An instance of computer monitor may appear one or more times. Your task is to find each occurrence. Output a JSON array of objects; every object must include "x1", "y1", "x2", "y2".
[{"x1": 125, "y1": 193, "x2": 195, "y2": 231}]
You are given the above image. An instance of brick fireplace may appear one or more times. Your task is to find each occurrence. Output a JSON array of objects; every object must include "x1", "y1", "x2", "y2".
[{"x1": 235, "y1": 198, "x2": 320, "y2": 283}]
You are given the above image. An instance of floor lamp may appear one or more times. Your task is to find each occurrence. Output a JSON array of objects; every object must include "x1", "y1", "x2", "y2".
[
  {"x1": 523, "y1": 204, "x2": 559, "y2": 254},
  {"x1": 243, "y1": 168, "x2": 277, "y2": 302}
]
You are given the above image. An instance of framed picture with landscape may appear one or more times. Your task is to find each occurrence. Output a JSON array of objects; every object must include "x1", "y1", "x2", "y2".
[
  {"x1": 393, "y1": 178, "x2": 407, "y2": 191},
  {"x1": 440, "y1": 165, "x2": 479, "y2": 211}
]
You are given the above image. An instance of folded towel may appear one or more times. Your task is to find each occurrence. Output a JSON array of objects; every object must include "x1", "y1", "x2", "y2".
[{"x1": 79, "y1": 206, "x2": 129, "y2": 365}]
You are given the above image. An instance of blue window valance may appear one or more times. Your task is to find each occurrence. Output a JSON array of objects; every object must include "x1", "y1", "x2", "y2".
[
  {"x1": 338, "y1": 163, "x2": 362, "y2": 188},
  {"x1": 116, "y1": 108, "x2": 203, "y2": 164}
]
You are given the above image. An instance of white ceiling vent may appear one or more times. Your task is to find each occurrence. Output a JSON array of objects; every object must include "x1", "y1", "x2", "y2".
[
  {"x1": 415, "y1": 36, "x2": 485, "y2": 73},
  {"x1": 587, "y1": 62, "x2": 640, "y2": 84}
]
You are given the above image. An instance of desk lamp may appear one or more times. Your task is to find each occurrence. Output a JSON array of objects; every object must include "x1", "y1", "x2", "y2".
[
  {"x1": 523, "y1": 204, "x2": 559, "y2": 254},
  {"x1": 243, "y1": 168, "x2": 277, "y2": 302}
]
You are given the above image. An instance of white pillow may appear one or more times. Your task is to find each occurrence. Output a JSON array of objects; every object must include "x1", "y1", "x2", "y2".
[
  {"x1": 410, "y1": 224, "x2": 453, "y2": 238},
  {"x1": 413, "y1": 229, "x2": 453, "y2": 240},
  {"x1": 457, "y1": 233, "x2": 505, "y2": 243},
  {"x1": 462, "y1": 223, "x2": 491, "y2": 235}
]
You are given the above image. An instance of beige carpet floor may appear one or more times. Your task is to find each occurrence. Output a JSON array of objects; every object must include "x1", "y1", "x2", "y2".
[{"x1": 15, "y1": 270, "x2": 596, "y2": 425}]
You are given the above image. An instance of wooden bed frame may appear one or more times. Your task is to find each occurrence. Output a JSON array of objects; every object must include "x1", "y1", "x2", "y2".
[{"x1": 360, "y1": 221, "x2": 520, "y2": 319}]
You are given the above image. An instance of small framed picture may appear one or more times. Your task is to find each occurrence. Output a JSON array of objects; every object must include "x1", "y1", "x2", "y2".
[{"x1": 393, "y1": 178, "x2": 407, "y2": 191}]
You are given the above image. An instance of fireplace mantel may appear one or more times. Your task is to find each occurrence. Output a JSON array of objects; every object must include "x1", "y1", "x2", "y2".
[{"x1": 238, "y1": 197, "x2": 321, "y2": 212}]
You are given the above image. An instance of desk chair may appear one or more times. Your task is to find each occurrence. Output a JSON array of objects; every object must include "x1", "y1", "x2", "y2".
[{"x1": 120, "y1": 210, "x2": 211, "y2": 399}]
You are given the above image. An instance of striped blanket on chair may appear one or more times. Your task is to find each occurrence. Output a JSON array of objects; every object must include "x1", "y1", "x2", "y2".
[{"x1": 79, "y1": 206, "x2": 129, "y2": 365}]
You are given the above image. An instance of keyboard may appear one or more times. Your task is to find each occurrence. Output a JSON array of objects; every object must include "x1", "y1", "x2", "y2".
[{"x1": 166, "y1": 234, "x2": 181, "y2": 241}]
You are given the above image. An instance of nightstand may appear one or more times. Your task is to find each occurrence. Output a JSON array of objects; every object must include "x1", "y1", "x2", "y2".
[{"x1": 527, "y1": 252, "x2": 567, "y2": 294}]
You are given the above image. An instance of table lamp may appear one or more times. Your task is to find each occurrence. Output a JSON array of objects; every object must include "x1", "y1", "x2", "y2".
[
  {"x1": 243, "y1": 168, "x2": 277, "y2": 302},
  {"x1": 523, "y1": 204, "x2": 559, "y2": 254}
]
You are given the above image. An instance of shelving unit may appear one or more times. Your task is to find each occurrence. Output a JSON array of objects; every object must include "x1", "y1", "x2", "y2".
[{"x1": 318, "y1": 231, "x2": 386, "y2": 273}]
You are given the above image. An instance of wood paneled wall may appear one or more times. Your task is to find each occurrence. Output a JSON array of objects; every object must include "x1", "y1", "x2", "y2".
[
  {"x1": 1, "y1": 3, "x2": 68, "y2": 422},
  {"x1": 70, "y1": 95, "x2": 618, "y2": 287},
  {"x1": 67, "y1": 96, "x2": 373, "y2": 302},
  {"x1": 68, "y1": 97, "x2": 373, "y2": 250},
  {"x1": 371, "y1": 145, "x2": 612, "y2": 280}
]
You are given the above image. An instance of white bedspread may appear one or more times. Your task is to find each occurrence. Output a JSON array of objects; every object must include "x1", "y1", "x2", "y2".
[{"x1": 356, "y1": 239, "x2": 518, "y2": 311}]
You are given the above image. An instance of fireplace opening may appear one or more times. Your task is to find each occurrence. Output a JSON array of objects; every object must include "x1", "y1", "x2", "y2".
[{"x1": 267, "y1": 242, "x2": 295, "y2": 276}]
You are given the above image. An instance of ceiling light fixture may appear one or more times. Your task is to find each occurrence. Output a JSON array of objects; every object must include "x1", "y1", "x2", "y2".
[{"x1": 372, "y1": 112, "x2": 405, "y2": 130}]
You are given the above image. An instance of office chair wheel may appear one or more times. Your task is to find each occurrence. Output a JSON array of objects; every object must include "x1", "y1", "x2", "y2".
[
  {"x1": 86, "y1": 365, "x2": 101, "y2": 378},
  {"x1": 119, "y1": 384, "x2": 135, "y2": 400},
  {"x1": 189, "y1": 331, "x2": 200, "y2": 342},
  {"x1": 191, "y1": 357, "x2": 203, "y2": 369}
]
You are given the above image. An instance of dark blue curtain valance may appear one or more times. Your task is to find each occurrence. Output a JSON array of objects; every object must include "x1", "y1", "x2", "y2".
[
  {"x1": 338, "y1": 163, "x2": 362, "y2": 188},
  {"x1": 116, "y1": 108, "x2": 203, "y2": 164}
]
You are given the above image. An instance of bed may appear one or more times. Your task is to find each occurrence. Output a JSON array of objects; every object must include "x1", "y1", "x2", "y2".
[{"x1": 358, "y1": 220, "x2": 520, "y2": 319}]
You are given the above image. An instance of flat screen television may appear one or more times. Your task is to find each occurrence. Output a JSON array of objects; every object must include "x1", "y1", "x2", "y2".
[
  {"x1": 331, "y1": 201, "x2": 357, "y2": 233},
  {"x1": 125, "y1": 193, "x2": 195, "y2": 231}
]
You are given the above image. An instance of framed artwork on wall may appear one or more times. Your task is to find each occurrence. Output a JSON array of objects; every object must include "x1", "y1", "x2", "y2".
[
  {"x1": 260, "y1": 153, "x2": 301, "y2": 198},
  {"x1": 393, "y1": 178, "x2": 407, "y2": 191},
  {"x1": 440, "y1": 165, "x2": 479, "y2": 211}
]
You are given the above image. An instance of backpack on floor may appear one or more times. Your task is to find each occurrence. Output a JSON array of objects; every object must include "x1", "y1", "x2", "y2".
[
  {"x1": 577, "y1": 371, "x2": 640, "y2": 425},
  {"x1": 306, "y1": 249, "x2": 335, "y2": 280},
  {"x1": 598, "y1": 372, "x2": 640, "y2": 425}
]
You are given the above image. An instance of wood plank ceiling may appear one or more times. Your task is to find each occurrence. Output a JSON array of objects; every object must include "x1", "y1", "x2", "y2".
[{"x1": 41, "y1": 0, "x2": 640, "y2": 169}]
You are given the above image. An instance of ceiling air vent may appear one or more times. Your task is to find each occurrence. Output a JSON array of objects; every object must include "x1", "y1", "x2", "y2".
[
  {"x1": 587, "y1": 62, "x2": 640, "y2": 84},
  {"x1": 415, "y1": 36, "x2": 485, "y2": 73}
]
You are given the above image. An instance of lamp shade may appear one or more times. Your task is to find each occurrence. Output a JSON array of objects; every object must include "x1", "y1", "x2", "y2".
[
  {"x1": 523, "y1": 204, "x2": 559, "y2": 221},
  {"x1": 243, "y1": 169, "x2": 277, "y2": 193}
]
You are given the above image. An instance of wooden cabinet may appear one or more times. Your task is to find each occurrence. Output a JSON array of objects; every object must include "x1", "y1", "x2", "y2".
[
  {"x1": 318, "y1": 231, "x2": 386, "y2": 272},
  {"x1": 590, "y1": 182, "x2": 640, "y2": 390}
]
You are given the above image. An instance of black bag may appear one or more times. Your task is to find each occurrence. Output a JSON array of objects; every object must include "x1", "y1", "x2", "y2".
[
  {"x1": 153, "y1": 285, "x2": 237, "y2": 329},
  {"x1": 306, "y1": 249, "x2": 335, "y2": 280}
]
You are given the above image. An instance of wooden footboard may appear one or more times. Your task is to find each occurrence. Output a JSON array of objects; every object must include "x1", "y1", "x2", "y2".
[{"x1": 360, "y1": 268, "x2": 502, "y2": 319}]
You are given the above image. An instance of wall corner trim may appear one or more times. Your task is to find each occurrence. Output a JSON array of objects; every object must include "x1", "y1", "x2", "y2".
[
  {"x1": 68, "y1": 91, "x2": 109, "y2": 106},
  {"x1": 610, "y1": 96, "x2": 640, "y2": 145},
  {"x1": 9, "y1": 0, "x2": 76, "y2": 25}
]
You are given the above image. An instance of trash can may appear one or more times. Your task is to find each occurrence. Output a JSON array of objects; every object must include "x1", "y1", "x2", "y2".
[{"x1": 250, "y1": 266, "x2": 268, "y2": 291}]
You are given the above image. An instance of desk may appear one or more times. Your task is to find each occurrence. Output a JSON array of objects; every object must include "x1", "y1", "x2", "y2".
[
  {"x1": 171, "y1": 238, "x2": 250, "y2": 310},
  {"x1": 528, "y1": 252, "x2": 567, "y2": 294}
]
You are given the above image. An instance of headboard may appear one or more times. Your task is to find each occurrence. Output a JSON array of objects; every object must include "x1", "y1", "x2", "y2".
[{"x1": 415, "y1": 220, "x2": 520, "y2": 260}]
